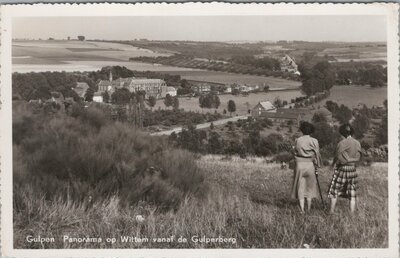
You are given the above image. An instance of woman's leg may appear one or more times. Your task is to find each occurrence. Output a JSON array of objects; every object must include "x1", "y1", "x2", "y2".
[
  {"x1": 350, "y1": 197, "x2": 356, "y2": 213},
  {"x1": 307, "y1": 198, "x2": 312, "y2": 211},
  {"x1": 299, "y1": 199, "x2": 305, "y2": 213},
  {"x1": 330, "y1": 197, "x2": 337, "y2": 213}
]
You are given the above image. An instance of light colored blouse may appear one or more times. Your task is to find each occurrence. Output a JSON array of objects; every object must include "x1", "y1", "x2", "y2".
[
  {"x1": 335, "y1": 136, "x2": 362, "y2": 165},
  {"x1": 295, "y1": 135, "x2": 322, "y2": 167}
]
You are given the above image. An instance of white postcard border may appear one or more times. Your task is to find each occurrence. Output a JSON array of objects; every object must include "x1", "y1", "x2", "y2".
[{"x1": 1, "y1": 3, "x2": 399, "y2": 258}]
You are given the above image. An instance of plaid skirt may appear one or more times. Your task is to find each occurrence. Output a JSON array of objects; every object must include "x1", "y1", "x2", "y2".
[{"x1": 327, "y1": 165, "x2": 358, "y2": 199}]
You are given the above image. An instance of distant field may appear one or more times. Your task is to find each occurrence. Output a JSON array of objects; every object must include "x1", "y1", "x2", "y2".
[
  {"x1": 323, "y1": 85, "x2": 387, "y2": 108},
  {"x1": 154, "y1": 91, "x2": 303, "y2": 115},
  {"x1": 318, "y1": 45, "x2": 387, "y2": 63},
  {"x1": 12, "y1": 40, "x2": 176, "y2": 72},
  {"x1": 166, "y1": 70, "x2": 301, "y2": 89}
]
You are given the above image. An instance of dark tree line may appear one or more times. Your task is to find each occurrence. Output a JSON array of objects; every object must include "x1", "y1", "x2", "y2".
[
  {"x1": 230, "y1": 55, "x2": 281, "y2": 71},
  {"x1": 12, "y1": 72, "x2": 91, "y2": 101},
  {"x1": 334, "y1": 63, "x2": 386, "y2": 87}
]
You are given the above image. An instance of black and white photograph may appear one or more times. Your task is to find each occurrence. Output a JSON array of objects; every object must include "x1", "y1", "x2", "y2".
[{"x1": 0, "y1": 3, "x2": 399, "y2": 258}]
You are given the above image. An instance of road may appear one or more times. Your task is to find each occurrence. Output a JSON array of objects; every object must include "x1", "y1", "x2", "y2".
[{"x1": 151, "y1": 115, "x2": 250, "y2": 136}]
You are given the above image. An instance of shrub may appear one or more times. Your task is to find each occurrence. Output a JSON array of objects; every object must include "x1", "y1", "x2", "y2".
[
  {"x1": 274, "y1": 152, "x2": 293, "y2": 163},
  {"x1": 13, "y1": 103, "x2": 207, "y2": 211}
]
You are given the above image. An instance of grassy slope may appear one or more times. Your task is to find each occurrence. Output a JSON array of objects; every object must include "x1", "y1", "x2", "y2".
[{"x1": 14, "y1": 156, "x2": 387, "y2": 249}]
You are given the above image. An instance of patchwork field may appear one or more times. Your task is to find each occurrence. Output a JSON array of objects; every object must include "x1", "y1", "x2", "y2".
[{"x1": 12, "y1": 40, "x2": 191, "y2": 73}]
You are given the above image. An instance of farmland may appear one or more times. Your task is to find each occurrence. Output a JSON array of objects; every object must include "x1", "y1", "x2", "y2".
[
  {"x1": 14, "y1": 155, "x2": 388, "y2": 248},
  {"x1": 317, "y1": 45, "x2": 387, "y2": 63},
  {"x1": 166, "y1": 70, "x2": 302, "y2": 89},
  {"x1": 323, "y1": 85, "x2": 387, "y2": 108},
  {"x1": 12, "y1": 40, "x2": 195, "y2": 73},
  {"x1": 154, "y1": 90, "x2": 303, "y2": 115},
  {"x1": 152, "y1": 85, "x2": 387, "y2": 115}
]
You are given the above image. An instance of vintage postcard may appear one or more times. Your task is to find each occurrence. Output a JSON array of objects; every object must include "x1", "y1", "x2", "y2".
[{"x1": 0, "y1": 2, "x2": 399, "y2": 258}]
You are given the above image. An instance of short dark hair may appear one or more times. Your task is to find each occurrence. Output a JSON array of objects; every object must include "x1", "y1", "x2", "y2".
[
  {"x1": 299, "y1": 121, "x2": 314, "y2": 135},
  {"x1": 339, "y1": 123, "x2": 354, "y2": 137}
]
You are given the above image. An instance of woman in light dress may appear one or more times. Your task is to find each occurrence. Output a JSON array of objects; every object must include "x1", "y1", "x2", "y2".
[{"x1": 291, "y1": 121, "x2": 322, "y2": 213}]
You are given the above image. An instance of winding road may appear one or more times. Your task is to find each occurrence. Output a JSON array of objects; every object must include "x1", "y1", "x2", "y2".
[{"x1": 150, "y1": 115, "x2": 250, "y2": 136}]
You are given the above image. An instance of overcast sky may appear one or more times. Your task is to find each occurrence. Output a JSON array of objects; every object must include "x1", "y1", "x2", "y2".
[{"x1": 13, "y1": 16, "x2": 386, "y2": 42}]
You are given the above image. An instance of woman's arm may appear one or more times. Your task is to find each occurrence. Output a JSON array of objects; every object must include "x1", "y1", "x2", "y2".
[{"x1": 313, "y1": 139, "x2": 322, "y2": 168}]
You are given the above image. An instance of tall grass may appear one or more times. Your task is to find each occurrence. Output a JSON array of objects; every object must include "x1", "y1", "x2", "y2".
[{"x1": 14, "y1": 153, "x2": 387, "y2": 248}]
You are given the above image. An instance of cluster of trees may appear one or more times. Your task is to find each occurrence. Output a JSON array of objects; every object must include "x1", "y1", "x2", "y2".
[
  {"x1": 325, "y1": 100, "x2": 353, "y2": 124},
  {"x1": 299, "y1": 61, "x2": 336, "y2": 96},
  {"x1": 292, "y1": 90, "x2": 330, "y2": 108},
  {"x1": 199, "y1": 94, "x2": 220, "y2": 110},
  {"x1": 164, "y1": 94, "x2": 180, "y2": 110},
  {"x1": 374, "y1": 100, "x2": 388, "y2": 145},
  {"x1": 12, "y1": 71, "x2": 96, "y2": 101},
  {"x1": 110, "y1": 88, "x2": 146, "y2": 105},
  {"x1": 230, "y1": 55, "x2": 281, "y2": 71},
  {"x1": 88, "y1": 66, "x2": 184, "y2": 87},
  {"x1": 325, "y1": 100, "x2": 388, "y2": 145},
  {"x1": 334, "y1": 63, "x2": 387, "y2": 87},
  {"x1": 143, "y1": 109, "x2": 222, "y2": 128},
  {"x1": 169, "y1": 116, "x2": 339, "y2": 160},
  {"x1": 169, "y1": 124, "x2": 292, "y2": 158}
]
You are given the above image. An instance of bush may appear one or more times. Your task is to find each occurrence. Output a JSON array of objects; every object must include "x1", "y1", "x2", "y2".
[
  {"x1": 13, "y1": 103, "x2": 207, "y2": 211},
  {"x1": 274, "y1": 152, "x2": 293, "y2": 163}
]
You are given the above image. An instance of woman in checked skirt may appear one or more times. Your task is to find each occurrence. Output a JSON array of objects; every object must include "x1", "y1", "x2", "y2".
[{"x1": 328, "y1": 124, "x2": 362, "y2": 214}]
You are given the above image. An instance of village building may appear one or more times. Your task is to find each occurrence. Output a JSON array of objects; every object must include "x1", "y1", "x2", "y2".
[
  {"x1": 95, "y1": 71, "x2": 167, "y2": 101},
  {"x1": 93, "y1": 92, "x2": 103, "y2": 103},
  {"x1": 48, "y1": 91, "x2": 64, "y2": 104},
  {"x1": 98, "y1": 80, "x2": 114, "y2": 94},
  {"x1": 252, "y1": 101, "x2": 314, "y2": 125},
  {"x1": 166, "y1": 86, "x2": 177, "y2": 97},
  {"x1": 73, "y1": 82, "x2": 90, "y2": 99},
  {"x1": 252, "y1": 101, "x2": 277, "y2": 117},
  {"x1": 187, "y1": 80, "x2": 226, "y2": 94},
  {"x1": 224, "y1": 86, "x2": 232, "y2": 94},
  {"x1": 280, "y1": 54, "x2": 299, "y2": 74},
  {"x1": 193, "y1": 84, "x2": 211, "y2": 94}
]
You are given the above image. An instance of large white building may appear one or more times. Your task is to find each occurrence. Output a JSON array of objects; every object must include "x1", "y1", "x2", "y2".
[{"x1": 96, "y1": 72, "x2": 168, "y2": 100}]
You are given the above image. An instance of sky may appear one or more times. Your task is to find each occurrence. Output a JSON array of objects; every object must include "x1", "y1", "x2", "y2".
[{"x1": 13, "y1": 16, "x2": 386, "y2": 42}]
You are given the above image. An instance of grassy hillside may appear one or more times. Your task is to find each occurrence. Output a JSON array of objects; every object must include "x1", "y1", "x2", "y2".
[{"x1": 14, "y1": 154, "x2": 387, "y2": 248}]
